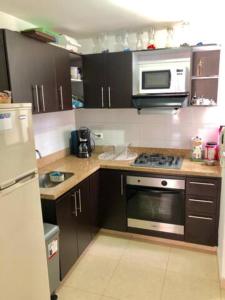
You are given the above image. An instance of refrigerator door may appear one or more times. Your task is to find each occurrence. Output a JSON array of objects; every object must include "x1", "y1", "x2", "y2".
[
  {"x1": 0, "y1": 173, "x2": 50, "y2": 300},
  {"x1": 0, "y1": 103, "x2": 37, "y2": 188}
]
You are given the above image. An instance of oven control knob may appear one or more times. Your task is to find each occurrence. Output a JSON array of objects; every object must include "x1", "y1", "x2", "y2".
[{"x1": 161, "y1": 180, "x2": 167, "y2": 186}]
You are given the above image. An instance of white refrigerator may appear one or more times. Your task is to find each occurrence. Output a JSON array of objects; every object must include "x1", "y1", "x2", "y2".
[{"x1": 0, "y1": 104, "x2": 50, "y2": 300}]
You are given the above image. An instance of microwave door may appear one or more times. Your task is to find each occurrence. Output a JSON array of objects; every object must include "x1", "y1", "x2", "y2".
[{"x1": 140, "y1": 69, "x2": 172, "y2": 94}]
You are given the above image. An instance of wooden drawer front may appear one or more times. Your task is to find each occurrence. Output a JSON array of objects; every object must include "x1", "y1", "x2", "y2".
[
  {"x1": 186, "y1": 178, "x2": 218, "y2": 199},
  {"x1": 185, "y1": 215, "x2": 216, "y2": 246},
  {"x1": 186, "y1": 197, "x2": 216, "y2": 217}
]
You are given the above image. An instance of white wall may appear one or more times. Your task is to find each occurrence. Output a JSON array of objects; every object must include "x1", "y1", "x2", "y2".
[
  {"x1": 0, "y1": 11, "x2": 34, "y2": 31},
  {"x1": 0, "y1": 11, "x2": 76, "y2": 156},
  {"x1": 76, "y1": 107, "x2": 224, "y2": 149},
  {"x1": 33, "y1": 111, "x2": 75, "y2": 157}
]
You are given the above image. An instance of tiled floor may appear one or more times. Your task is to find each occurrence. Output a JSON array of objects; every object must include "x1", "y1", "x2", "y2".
[{"x1": 57, "y1": 233, "x2": 224, "y2": 300}]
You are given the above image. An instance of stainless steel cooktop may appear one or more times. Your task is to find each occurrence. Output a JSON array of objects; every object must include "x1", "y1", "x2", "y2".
[{"x1": 132, "y1": 153, "x2": 183, "y2": 169}]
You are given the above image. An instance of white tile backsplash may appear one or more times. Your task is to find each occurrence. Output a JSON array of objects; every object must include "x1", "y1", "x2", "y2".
[
  {"x1": 75, "y1": 107, "x2": 225, "y2": 149},
  {"x1": 33, "y1": 110, "x2": 76, "y2": 156}
]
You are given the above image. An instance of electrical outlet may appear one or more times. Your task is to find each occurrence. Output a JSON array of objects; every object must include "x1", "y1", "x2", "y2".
[{"x1": 95, "y1": 132, "x2": 104, "y2": 139}]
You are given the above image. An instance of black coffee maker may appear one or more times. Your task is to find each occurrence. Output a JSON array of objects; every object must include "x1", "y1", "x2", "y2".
[{"x1": 77, "y1": 127, "x2": 92, "y2": 158}]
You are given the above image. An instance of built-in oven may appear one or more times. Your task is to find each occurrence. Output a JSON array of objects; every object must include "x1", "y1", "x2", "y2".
[{"x1": 126, "y1": 175, "x2": 185, "y2": 236}]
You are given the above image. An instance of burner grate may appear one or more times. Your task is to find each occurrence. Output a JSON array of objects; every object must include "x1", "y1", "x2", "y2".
[{"x1": 132, "y1": 153, "x2": 183, "y2": 169}]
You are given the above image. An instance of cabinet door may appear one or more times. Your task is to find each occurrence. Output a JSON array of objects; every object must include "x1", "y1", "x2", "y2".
[
  {"x1": 0, "y1": 30, "x2": 10, "y2": 91},
  {"x1": 54, "y1": 47, "x2": 72, "y2": 111},
  {"x1": 4, "y1": 30, "x2": 38, "y2": 111},
  {"x1": 34, "y1": 42, "x2": 58, "y2": 113},
  {"x1": 76, "y1": 178, "x2": 92, "y2": 256},
  {"x1": 56, "y1": 190, "x2": 78, "y2": 279},
  {"x1": 4, "y1": 30, "x2": 58, "y2": 113},
  {"x1": 89, "y1": 171, "x2": 100, "y2": 237},
  {"x1": 100, "y1": 169, "x2": 127, "y2": 231},
  {"x1": 83, "y1": 53, "x2": 106, "y2": 108},
  {"x1": 106, "y1": 52, "x2": 132, "y2": 108},
  {"x1": 185, "y1": 215, "x2": 216, "y2": 246}
]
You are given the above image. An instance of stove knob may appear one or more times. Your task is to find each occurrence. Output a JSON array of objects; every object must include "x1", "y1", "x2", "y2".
[{"x1": 161, "y1": 180, "x2": 167, "y2": 186}]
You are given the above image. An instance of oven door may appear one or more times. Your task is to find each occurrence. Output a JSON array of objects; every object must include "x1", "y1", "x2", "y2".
[{"x1": 127, "y1": 186, "x2": 185, "y2": 235}]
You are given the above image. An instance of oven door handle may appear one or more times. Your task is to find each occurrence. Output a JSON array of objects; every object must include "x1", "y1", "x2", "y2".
[{"x1": 133, "y1": 188, "x2": 183, "y2": 194}]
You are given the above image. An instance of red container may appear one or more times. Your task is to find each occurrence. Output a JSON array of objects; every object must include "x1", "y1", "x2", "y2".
[{"x1": 205, "y1": 142, "x2": 218, "y2": 160}]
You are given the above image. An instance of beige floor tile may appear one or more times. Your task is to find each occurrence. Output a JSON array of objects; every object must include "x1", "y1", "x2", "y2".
[
  {"x1": 122, "y1": 239, "x2": 170, "y2": 270},
  {"x1": 86, "y1": 234, "x2": 130, "y2": 260},
  {"x1": 101, "y1": 297, "x2": 119, "y2": 300},
  {"x1": 161, "y1": 271, "x2": 221, "y2": 300},
  {"x1": 167, "y1": 247, "x2": 219, "y2": 281},
  {"x1": 103, "y1": 258, "x2": 165, "y2": 300},
  {"x1": 63, "y1": 252, "x2": 119, "y2": 294},
  {"x1": 221, "y1": 288, "x2": 225, "y2": 299},
  {"x1": 57, "y1": 286, "x2": 102, "y2": 300}
]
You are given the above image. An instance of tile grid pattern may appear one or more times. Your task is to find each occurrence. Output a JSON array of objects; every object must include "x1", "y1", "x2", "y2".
[{"x1": 57, "y1": 233, "x2": 224, "y2": 300}]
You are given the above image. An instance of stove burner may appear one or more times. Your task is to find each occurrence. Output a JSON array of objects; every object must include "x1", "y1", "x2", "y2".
[{"x1": 132, "y1": 153, "x2": 183, "y2": 169}]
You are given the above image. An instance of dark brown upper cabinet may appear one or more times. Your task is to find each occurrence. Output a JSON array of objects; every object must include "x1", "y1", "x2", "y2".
[
  {"x1": 54, "y1": 46, "x2": 72, "y2": 111},
  {"x1": 83, "y1": 52, "x2": 132, "y2": 108},
  {"x1": 0, "y1": 29, "x2": 72, "y2": 113},
  {"x1": 191, "y1": 47, "x2": 220, "y2": 106}
]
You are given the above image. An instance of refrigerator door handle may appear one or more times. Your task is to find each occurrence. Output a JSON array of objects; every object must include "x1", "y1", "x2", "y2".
[
  {"x1": 0, "y1": 171, "x2": 37, "y2": 191},
  {"x1": 0, "y1": 173, "x2": 39, "y2": 194}
]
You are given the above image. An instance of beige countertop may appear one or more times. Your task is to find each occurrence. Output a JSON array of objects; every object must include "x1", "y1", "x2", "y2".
[{"x1": 39, "y1": 152, "x2": 221, "y2": 200}]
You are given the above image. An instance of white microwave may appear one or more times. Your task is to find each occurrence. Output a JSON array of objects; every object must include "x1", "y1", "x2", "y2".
[{"x1": 139, "y1": 60, "x2": 188, "y2": 95}]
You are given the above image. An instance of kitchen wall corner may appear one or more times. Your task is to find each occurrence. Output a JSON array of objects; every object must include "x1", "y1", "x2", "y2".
[{"x1": 33, "y1": 110, "x2": 76, "y2": 157}]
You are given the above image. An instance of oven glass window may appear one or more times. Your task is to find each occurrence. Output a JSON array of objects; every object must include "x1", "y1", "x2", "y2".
[
  {"x1": 127, "y1": 187, "x2": 184, "y2": 225},
  {"x1": 142, "y1": 70, "x2": 171, "y2": 90}
]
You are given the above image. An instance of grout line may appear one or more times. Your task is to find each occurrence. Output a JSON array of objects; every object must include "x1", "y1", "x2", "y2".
[
  {"x1": 159, "y1": 247, "x2": 172, "y2": 300},
  {"x1": 100, "y1": 235, "x2": 132, "y2": 298}
]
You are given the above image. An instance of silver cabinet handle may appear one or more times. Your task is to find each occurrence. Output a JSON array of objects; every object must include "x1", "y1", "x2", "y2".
[
  {"x1": 121, "y1": 174, "x2": 124, "y2": 196},
  {"x1": 34, "y1": 85, "x2": 40, "y2": 113},
  {"x1": 78, "y1": 189, "x2": 82, "y2": 213},
  {"x1": 108, "y1": 86, "x2": 111, "y2": 108},
  {"x1": 101, "y1": 87, "x2": 104, "y2": 108},
  {"x1": 41, "y1": 85, "x2": 46, "y2": 112},
  {"x1": 59, "y1": 86, "x2": 64, "y2": 110},
  {"x1": 189, "y1": 181, "x2": 215, "y2": 186},
  {"x1": 72, "y1": 192, "x2": 78, "y2": 216},
  {"x1": 188, "y1": 215, "x2": 213, "y2": 221},
  {"x1": 189, "y1": 198, "x2": 213, "y2": 204}
]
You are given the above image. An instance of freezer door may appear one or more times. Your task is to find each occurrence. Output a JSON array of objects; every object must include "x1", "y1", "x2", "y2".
[
  {"x1": 0, "y1": 104, "x2": 37, "y2": 187},
  {"x1": 0, "y1": 174, "x2": 50, "y2": 300}
]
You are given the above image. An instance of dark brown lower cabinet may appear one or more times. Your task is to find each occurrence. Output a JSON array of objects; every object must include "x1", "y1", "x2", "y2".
[
  {"x1": 185, "y1": 214, "x2": 217, "y2": 246},
  {"x1": 89, "y1": 171, "x2": 100, "y2": 237},
  {"x1": 99, "y1": 169, "x2": 127, "y2": 232},
  {"x1": 185, "y1": 176, "x2": 221, "y2": 246},
  {"x1": 56, "y1": 190, "x2": 78, "y2": 278},
  {"x1": 41, "y1": 177, "x2": 93, "y2": 280}
]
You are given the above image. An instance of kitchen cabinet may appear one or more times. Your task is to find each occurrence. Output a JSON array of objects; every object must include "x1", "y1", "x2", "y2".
[
  {"x1": 55, "y1": 189, "x2": 78, "y2": 279},
  {"x1": 54, "y1": 47, "x2": 72, "y2": 111},
  {"x1": 185, "y1": 176, "x2": 221, "y2": 246},
  {"x1": 89, "y1": 171, "x2": 100, "y2": 237},
  {"x1": 41, "y1": 178, "x2": 92, "y2": 279},
  {"x1": 191, "y1": 47, "x2": 220, "y2": 106},
  {"x1": 0, "y1": 29, "x2": 72, "y2": 113},
  {"x1": 75, "y1": 178, "x2": 92, "y2": 256},
  {"x1": 99, "y1": 169, "x2": 127, "y2": 231},
  {"x1": 83, "y1": 52, "x2": 132, "y2": 108},
  {"x1": 83, "y1": 53, "x2": 105, "y2": 108}
]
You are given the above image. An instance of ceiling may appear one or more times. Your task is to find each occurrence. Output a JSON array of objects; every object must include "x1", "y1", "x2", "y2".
[{"x1": 0, "y1": 0, "x2": 223, "y2": 38}]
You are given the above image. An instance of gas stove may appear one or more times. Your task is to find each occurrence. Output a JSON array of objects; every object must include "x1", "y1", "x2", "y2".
[{"x1": 132, "y1": 153, "x2": 183, "y2": 169}]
